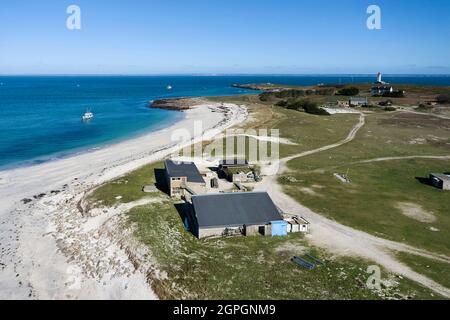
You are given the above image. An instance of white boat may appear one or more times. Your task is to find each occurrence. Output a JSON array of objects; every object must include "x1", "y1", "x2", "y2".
[
  {"x1": 82, "y1": 111, "x2": 94, "y2": 121},
  {"x1": 166, "y1": 85, "x2": 173, "y2": 90}
]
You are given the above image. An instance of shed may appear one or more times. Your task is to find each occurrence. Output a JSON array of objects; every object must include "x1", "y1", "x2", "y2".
[
  {"x1": 429, "y1": 173, "x2": 450, "y2": 190},
  {"x1": 285, "y1": 216, "x2": 310, "y2": 233},
  {"x1": 190, "y1": 192, "x2": 283, "y2": 238},
  {"x1": 349, "y1": 97, "x2": 368, "y2": 106},
  {"x1": 270, "y1": 220, "x2": 288, "y2": 237},
  {"x1": 218, "y1": 158, "x2": 249, "y2": 169}
]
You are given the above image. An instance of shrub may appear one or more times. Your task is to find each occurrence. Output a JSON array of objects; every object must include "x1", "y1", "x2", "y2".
[
  {"x1": 436, "y1": 94, "x2": 450, "y2": 104},
  {"x1": 337, "y1": 87, "x2": 360, "y2": 96},
  {"x1": 286, "y1": 99, "x2": 330, "y2": 115},
  {"x1": 259, "y1": 92, "x2": 271, "y2": 101},
  {"x1": 383, "y1": 90, "x2": 405, "y2": 98},
  {"x1": 275, "y1": 100, "x2": 288, "y2": 107}
]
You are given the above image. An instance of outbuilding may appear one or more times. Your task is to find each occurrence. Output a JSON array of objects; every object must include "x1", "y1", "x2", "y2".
[
  {"x1": 429, "y1": 173, "x2": 450, "y2": 190},
  {"x1": 218, "y1": 158, "x2": 256, "y2": 183},
  {"x1": 349, "y1": 97, "x2": 368, "y2": 107},
  {"x1": 164, "y1": 159, "x2": 206, "y2": 197},
  {"x1": 189, "y1": 192, "x2": 284, "y2": 238}
]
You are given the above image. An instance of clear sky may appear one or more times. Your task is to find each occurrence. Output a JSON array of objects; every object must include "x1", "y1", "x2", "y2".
[{"x1": 0, "y1": 0, "x2": 449, "y2": 74}]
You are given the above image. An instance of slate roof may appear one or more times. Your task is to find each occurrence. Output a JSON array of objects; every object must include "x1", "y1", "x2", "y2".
[
  {"x1": 219, "y1": 158, "x2": 249, "y2": 167},
  {"x1": 191, "y1": 192, "x2": 283, "y2": 228},
  {"x1": 165, "y1": 160, "x2": 205, "y2": 183},
  {"x1": 430, "y1": 173, "x2": 450, "y2": 181},
  {"x1": 350, "y1": 97, "x2": 368, "y2": 103}
]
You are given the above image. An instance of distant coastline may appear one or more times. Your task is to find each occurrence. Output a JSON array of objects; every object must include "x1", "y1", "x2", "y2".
[{"x1": 1, "y1": 75, "x2": 450, "y2": 169}]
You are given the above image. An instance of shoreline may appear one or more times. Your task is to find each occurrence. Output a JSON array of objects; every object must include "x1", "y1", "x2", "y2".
[
  {"x1": 0, "y1": 111, "x2": 185, "y2": 173},
  {"x1": 0, "y1": 101, "x2": 248, "y2": 299}
]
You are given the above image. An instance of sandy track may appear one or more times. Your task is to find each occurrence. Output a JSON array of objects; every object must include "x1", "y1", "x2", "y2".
[
  {"x1": 255, "y1": 112, "x2": 450, "y2": 298},
  {"x1": 403, "y1": 109, "x2": 450, "y2": 120},
  {"x1": 355, "y1": 155, "x2": 450, "y2": 164}
]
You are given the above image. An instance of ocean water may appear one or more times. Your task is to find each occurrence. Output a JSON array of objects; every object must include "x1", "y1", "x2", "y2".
[{"x1": 0, "y1": 75, "x2": 449, "y2": 169}]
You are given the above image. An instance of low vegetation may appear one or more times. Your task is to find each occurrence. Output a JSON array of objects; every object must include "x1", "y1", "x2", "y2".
[
  {"x1": 206, "y1": 94, "x2": 359, "y2": 158},
  {"x1": 277, "y1": 99, "x2": 330, "y2": 115},
  {"x1": 124, "y1": 199, "x2": 439, "y2": 299},
  {"x1": 436, "y1": 94, "x2": 450, "y2": 104},
  {"x1": 396, "y1": 252, "x2": 450, "y2": 289},
  {"x1": 282, "y1": 111, "x2": 450, "y2": 256},
  {"x1": 259, "y1": 88, "x2": 335, "y2": 102},
  {"x1": 86, "y1": 91, "x2": 450, "y2": 299},
  {"x1": 336, "y1": 87, "x2": 360, "y2": 96},
  {"x1": 87, "y1": 161, "x2": 164, "y2": 207}
]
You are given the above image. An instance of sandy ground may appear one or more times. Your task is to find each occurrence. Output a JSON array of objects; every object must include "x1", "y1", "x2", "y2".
[
  {"x1": 0, "y1": 103, "x2": 247, "y2": 299},
  {"x1": 396, "y1": 202, "x2": 436, "y2": 224}
]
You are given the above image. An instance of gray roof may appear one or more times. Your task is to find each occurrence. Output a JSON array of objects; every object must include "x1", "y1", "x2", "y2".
[
  {"x1": 191, "y1": 192, "x2": 283, "y2": 228},
  {"x1": 430, "y1": 173, "x2": 450, "y2": 181},
  {"x1": 164, "y1": 160, "x2": 205, "y2": 183},
  {"x1": 219, "y1": 158, "x2": 249, "y2": 167},
  {"x1": 350, "y1": 97, "x2": 368, "y2": 102}
]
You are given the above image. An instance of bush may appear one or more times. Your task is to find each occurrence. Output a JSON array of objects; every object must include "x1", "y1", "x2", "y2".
[
  {"x1": 417, "y1": 104, "x2": 433, "y2": 111},
  {"x1": 315, "y1": 88, "x2": 337, "y2": 96},
  {"x1": 275, "y1": 100, "x2": 288, "y2": 107},
  {"x1": 436, "y1": 94, "x2": 450, "y2": 104},
  {"x1": 259, "y1": 92, "x2": 271, "y2": 101},
  {"x1": 260, "y1": 88, "x2": 336, "y2": 101},
  {"x1": 383, "y1": 91, "x2": 405, "y2": 98},
  {"x1": 285, "y1": 99, "x2": 330, "y2": 115},
  {"x1": 384, "y1": 107, "x2": 396, "y2": 112},
  {"x1": 337, "y1": 87, "x2": 360, "y2": 96}
]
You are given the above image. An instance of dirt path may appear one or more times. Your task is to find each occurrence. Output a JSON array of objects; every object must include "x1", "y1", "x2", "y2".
[
  {"x1": 403, "y1": 109, "x2": 450, "y2": 120},
  {"x1": 355, "y1": 155, "x2": 450, "y2": 164},
  {"x1": 282, "y1": 113, "x2": 366, "y2": 163},
  {"x1": 255, "y1": 112, "x2": 450, "y2": 298}
]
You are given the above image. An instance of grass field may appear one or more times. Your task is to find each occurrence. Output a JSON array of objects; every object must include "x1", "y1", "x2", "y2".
[
  {"x1": 87, "y1": 161, "x2": 165, "y2": 207},
  {"x1": 86, "y1": 94, "x2": 449, "y2": 298},
  {"x1": 206, "y1": 95, "x2": 360, "y2": 158},
  {"x1": 125, "y1": 199, "x2": 439, "y2": 299},
  {"x1": 86, "y1": 158, "x2": 441, "y2": 300},
  {"x1": 282, "y1": 111, "x2": 450, "y2": 256},
  {"x1": 396, "y1": 252, "x2": 450, "y2": 290}
]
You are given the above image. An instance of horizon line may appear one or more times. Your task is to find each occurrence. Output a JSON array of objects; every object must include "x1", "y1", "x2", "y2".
[{"x1": 1, "y1": 73, "x2": 450, "y2": 77}]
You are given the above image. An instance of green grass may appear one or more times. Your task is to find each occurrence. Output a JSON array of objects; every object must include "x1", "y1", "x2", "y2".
[
  {"x1": 86, "y1": 95, "x2": 450, "y2": 299},
  {"x1": 396, "y1": 252, "x2": 450, "y2": 290},
  {"x1": 198, "y1": 95, "x2": 361, "y2": 158},
  {"x1": 281, "y1": 111, "x2": 450, "y2": 255},
  {"x1": 283, "y1": 159, "x2": 450, "y2": 255},
  {"x1": 126, "y1": 201, "x2": 439, "y2": 300},
  {"x1": 87, "y1": 161, "x2": 165, "y2": 207},
  {"x1": 86, "y1": 155, "x2": 443, "y2": 299}
]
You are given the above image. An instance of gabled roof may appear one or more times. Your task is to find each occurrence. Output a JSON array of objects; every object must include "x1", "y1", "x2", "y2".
[
  {"x1": 350, "y1": 97, "x2": 368, "y2": 102},
  {"x1": 191, "y1": 192, "x2": 283, "y2": 228},
  {"x1": 430, "y1": 173, "x2": 450, "y2": 181},
  {"x1": 164, "y1": 159, "x2": 205, "y2": 183}
]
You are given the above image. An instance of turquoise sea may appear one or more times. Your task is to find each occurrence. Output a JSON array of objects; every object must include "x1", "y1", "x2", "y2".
[{"x1": 0, "y1": 75, "x2": 449, "y2": 169}]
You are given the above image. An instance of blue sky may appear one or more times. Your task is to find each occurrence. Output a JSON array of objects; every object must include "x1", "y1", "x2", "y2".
[{"x1": 0, "y1": 0, "x2": 449, "y2": 74}]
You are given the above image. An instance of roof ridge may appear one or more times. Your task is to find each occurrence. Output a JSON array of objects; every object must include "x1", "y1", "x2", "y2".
[{"x1": 192, "y1": 191, "x2": 268, "y2": 198}]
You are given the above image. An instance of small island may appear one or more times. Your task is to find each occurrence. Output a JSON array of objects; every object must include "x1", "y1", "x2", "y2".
[{"x1": 148, "y1": 97, "x2": 208, "y2": 111}]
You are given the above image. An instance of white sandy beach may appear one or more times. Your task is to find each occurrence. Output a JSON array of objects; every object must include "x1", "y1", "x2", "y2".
[{"x1": 0, "y1": 103, "x2": 248, "y2": 299}]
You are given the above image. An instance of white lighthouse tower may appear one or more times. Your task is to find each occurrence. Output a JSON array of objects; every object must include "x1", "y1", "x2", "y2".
[
  {"x1": 375, "y1": 72, "x2": 387, "y2": 84},
  {"x1": 376, "y1": 72, "x2": 382, "y2": 83}
]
